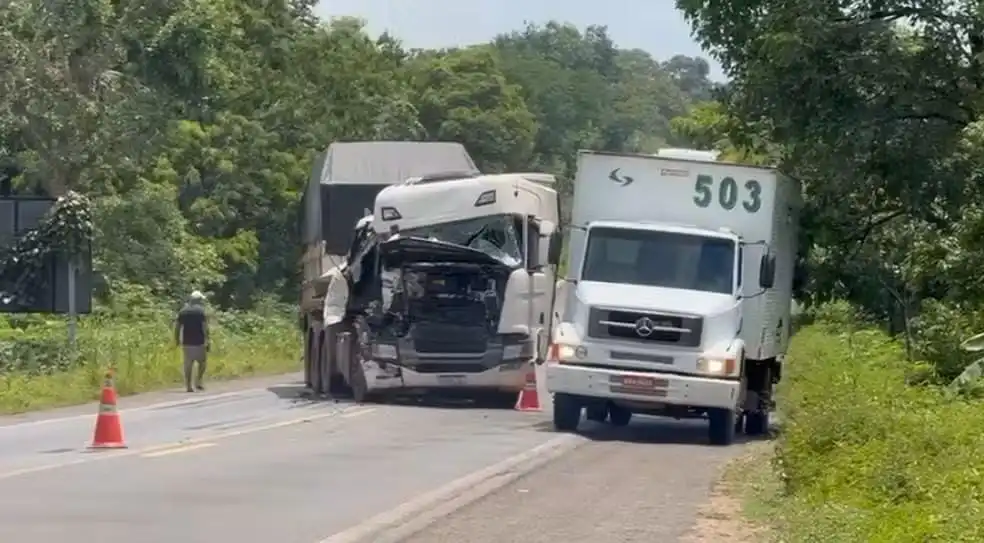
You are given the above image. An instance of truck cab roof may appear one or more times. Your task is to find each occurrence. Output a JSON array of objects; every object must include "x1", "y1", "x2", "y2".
[{"x1": 374, "y1": 172, "x2": 558, "y2": 233}]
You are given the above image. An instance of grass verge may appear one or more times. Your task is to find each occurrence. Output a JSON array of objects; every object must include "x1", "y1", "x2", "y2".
[
  {"x1": 0, "y1": 311, "x2": 299, "y2": 414},
  {"x1": 729, "y1": 323, "x2": 984, "y2": 542}
]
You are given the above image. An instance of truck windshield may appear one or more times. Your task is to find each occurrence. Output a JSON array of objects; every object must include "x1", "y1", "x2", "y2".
[
  {"x1": 581, "y1": 227, "x2": 736, "y2": 294},
  {"x1": 399, "y1": 214, "x2": 523, "y2": 267}
]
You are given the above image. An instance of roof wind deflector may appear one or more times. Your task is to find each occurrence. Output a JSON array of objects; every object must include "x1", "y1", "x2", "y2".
[{"x1": 404, "y1": 171, "x2": 480, "y2": 185}]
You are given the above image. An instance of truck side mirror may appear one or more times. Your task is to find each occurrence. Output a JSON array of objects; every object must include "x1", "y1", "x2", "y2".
[
  {"x1": 759, "y1": 254, "x2": 776, "y2": 289},
  {"x1": 548, "y1": 231, "x2": 563, "y2": 266},
  {"x1": 527, "y1": 225, "x2": 542, "y2": 271}
]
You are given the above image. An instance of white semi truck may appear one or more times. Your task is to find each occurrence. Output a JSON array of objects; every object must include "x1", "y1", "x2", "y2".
[
  {"x1": 321, "y1": 171, "x2": 562, "y2": 403},
  {"x1": 545, "y1": 149, "x2": 800, "y2": 445},
  {"x1": 300, "y1": 141, "x2": 479, "y2": 396}
]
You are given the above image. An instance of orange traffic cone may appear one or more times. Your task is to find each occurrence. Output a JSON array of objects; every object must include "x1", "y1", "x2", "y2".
[
  {"x1": 89, "y1": 371, "x2": 127, "y2": 449},
  {"x1": 515, "y1": 364, "x2": 541, "y2": 412}
]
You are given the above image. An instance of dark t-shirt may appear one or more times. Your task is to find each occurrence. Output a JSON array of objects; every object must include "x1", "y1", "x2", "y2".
[{"x1": 177, "y1": 305, "x2": 208, "y2": 346}]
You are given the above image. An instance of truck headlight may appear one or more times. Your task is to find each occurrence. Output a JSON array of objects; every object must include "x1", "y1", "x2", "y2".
[
  {"x1": 373, "y1": 343, "x2": 397, "y2": 359},
  {"x1": 697, "y1": 357, "x2": 737, "y2": 376},
  {"x1": 552, "y1": 343, "x2": 588, "y2": 361},
  {"x1": 503, "y1": 344, "x2": 523, "y2": 360}
]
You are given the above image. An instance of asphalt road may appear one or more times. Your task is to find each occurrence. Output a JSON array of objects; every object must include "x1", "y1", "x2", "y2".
[
  {"x1": 0, "y1": 373, "x2": 749, "y2": 543},
  {"x1": 402, "y1": 418, "x2": 750, "y2": 543}
]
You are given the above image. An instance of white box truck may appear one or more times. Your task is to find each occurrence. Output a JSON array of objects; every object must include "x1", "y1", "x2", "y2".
[{"x1": 545, "y1": 149, "x2": 800, "y2": 445}]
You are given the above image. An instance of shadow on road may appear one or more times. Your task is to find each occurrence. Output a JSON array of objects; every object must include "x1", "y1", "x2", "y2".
[
  {"x1": 265, "y1": 384, "x2": 518, "y2": 411},
  {"x1": 530, "y1": 415, "x2": 778, "y2": 447}
]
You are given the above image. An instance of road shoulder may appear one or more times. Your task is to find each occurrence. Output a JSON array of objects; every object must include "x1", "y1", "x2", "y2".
[{"x1": 680, "y1": 443, "x2": 771, "y2": 542}]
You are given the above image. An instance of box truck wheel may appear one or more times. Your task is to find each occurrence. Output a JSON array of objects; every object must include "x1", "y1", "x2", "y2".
[
  {"x1": 553, "y1": 393, "x2": 582, "y2": 432},
  {"x1": 707, "y1": 408, "x2": 737, "y2": 446},
  {"x1": 608, "y1": 404, "x2": 632, "y2": 427},
  {"x1": 744, "y1": 411, "x2": 769, "y2": 436}
]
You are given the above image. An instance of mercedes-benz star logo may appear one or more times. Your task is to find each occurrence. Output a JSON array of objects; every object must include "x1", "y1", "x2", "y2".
[{"x1": 634, "y1": 317, "x2": 656, "y2": 337}]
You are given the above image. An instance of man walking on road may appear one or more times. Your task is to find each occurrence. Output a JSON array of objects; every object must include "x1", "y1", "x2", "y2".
[{"x1": 175, "y1": 290, "x2": 210, "y2": 392}]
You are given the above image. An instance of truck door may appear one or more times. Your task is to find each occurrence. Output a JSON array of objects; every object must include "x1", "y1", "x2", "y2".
[{"x1": 524, "y1": 216, "x2": 553, "y2": 362}]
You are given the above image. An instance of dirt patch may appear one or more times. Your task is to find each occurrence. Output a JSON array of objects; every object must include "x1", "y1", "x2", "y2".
[{"x1": 679, "y1": 446, "x2": 771, "y2": 543}]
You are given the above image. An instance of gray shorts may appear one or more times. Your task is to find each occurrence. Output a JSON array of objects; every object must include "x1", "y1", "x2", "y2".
[{"x1": 182, "y1": 345, "x2": 207, "y2": 365}]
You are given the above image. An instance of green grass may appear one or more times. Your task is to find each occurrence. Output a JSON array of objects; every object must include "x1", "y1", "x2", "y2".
[
  {"x1": 730, "y1": 323, "x2": 984, "y2": 542},
  {"x1": 0, "y1": 311, "x2": 300, "y2": 414}
]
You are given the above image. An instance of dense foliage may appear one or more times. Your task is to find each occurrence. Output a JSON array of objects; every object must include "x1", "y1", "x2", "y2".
[
  {"x1": 0, "y1": 2, "x2": 715, "y2": 405},
  {"x1": 675, "y1": 0, "x2": 984, "y2": 381},
  {"x1": 1, "y1": 5, "x2": 714, "y2": 309},
  {"x1": 749, "y1": 310, "x2": 984, "y2": 542},
  {"x1": 669, "y1": 2, "x2": 984, "y2": 537}
]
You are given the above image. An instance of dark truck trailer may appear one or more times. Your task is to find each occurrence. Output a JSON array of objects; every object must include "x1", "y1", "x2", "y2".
[{"x1": 299, "y1": 141, "x2": 478, "y2": 393}]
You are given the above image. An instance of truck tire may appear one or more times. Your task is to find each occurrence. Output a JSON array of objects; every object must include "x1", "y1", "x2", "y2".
[
  {"x1": 744, "y1": 362, "x2": 773, "y2": 437},
  {"x1": 348, "y1": 317, "x2": 373, "y2": 404},
  {"x1": 350, "y1": 361, "x2": 369, "y2": 403},
  {"x1": 744, "y1": 411, "x2": 769, "y2": 436},
  {"x1": 311, "y1": 330, "x2": 326, "y2": 395},
  {"x1": 585, "y1": 403, "x2": 608, "y2": 423},
  {"x1": 553, "y1": 393, "x2": 582, "y2": 432},
  {"x1": 608, "y1": 404, "x2": 632, "y2": 427},
  {"x1": 707, "y1": 408, "x2": 737, "y2": 446},
  {"x1": 303, "y1": 327, "x2": 315, "y2": 389}
]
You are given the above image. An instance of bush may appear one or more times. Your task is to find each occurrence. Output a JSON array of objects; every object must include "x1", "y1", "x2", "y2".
[
  {"x1": 0, "y1": 309, "x2": 299, "y2": 414},
  {"x1": 771, "y1": 322, "x2": 984, "y2": 542},
  {"x1": 910, "y1": 299, "x2": 984, "y2": 382}
]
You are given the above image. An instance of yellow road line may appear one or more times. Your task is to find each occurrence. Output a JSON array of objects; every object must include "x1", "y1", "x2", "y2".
[
  {"x1": 0, "y1": 406, "x2": 377, "y2": 480},
  {"x1": 341, "y1": 408, "x2": 375, "y2": 419},
  {"x1": 141, "y1": 442, "x2": 216, "y2": 458}
]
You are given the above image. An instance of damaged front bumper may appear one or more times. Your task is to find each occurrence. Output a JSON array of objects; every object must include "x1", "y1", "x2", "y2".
[
  {"x1": 361, "y1": 359, "x2": 528, "y2": 393},
  {"x1": 361, "y1": 333, "x2": 533, "y2": 393}
]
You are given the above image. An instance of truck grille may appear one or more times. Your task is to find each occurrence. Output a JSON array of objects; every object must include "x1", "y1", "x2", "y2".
[
  {"x1": 412, "y1": 325, "x2": 488, "y2": 354},
  {"x1": 587, "y1": 308, "x2": 702, "y2": 348}
]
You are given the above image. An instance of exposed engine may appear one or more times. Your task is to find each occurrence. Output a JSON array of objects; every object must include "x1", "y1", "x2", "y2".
[{"x1": 382, "y1": 262, "x2": 509, "y2": 351}]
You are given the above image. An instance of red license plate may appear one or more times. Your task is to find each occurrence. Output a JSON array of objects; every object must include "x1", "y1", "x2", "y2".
[{"x1": 609, "y1": 375, "x2": 668, "y2": 396}]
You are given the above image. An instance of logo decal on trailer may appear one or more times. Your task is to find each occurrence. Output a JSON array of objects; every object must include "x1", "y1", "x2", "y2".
[{"x1": 608, "y1": 168, "x2": 634, "y2": 187}]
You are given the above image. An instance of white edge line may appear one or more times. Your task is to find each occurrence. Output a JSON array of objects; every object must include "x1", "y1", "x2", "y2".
[
  {"x1": 0, "y1": 405, "x2": 376, "y2": 481},
  {"x1": 318, "y1": 433, "x2": 586, "y2": 543},
  {"x1": 0, "y1": 383, "x2": 300, "y2": 431}
]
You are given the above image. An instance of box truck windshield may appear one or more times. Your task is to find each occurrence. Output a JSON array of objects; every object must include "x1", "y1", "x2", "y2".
[{"x1": 580, "y1": 227, "x2": 737, "y2": 295}]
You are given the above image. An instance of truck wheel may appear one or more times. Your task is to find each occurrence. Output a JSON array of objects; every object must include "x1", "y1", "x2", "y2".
[
  {"x1": 707, "y1": 408, "x2": 737, "y2": 446},
  {"x1": 311, "y1": 331, "x2": 326, "y2": 395},
  {"x1": 349, "y1": 317, "x2": 373, "y2": 404},
  {"x1": 585, "y1": 403, "x2": 608, "y2": 423},
  {"x1": 608, "y1": 404, "x2": 632, "y2": 427},
  {"x1": 553, "y1": 393, "x2": 582, "y2": 432},
  {"x1": 304, "y1": 327, "x2": 315, "y2": 389},
  {"x1": 350, "y1": 362, "x2": 369, "y2": 403},
  {"x1": 744, "y1": 411, "x2": 769, "y2": 437}
]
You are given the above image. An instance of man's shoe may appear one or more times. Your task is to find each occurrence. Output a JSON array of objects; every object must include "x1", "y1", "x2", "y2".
[
  {"x1": 186, "y1": 387, "x2": 195, "y2": 393},
  {"x1": 195, "y1": 384, "x2": 205, "y2": 391}
]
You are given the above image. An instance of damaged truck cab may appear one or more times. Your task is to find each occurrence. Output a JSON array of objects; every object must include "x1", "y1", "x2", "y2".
[
  {"x1": 300, "y1": 141, "x2": 480, "y2": 398},
  {"x1": 351, "y1": 172, "x2": 562, "y2": 400}
]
